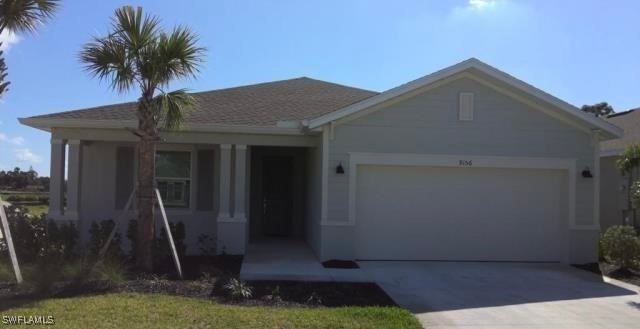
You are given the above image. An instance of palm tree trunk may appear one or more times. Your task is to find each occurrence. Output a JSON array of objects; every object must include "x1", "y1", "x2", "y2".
[{"x1": 136, "y1": 93, "x2": 157, "y2": 272}]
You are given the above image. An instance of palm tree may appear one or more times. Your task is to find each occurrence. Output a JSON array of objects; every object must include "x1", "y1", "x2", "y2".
[
  {"x1": 0, "y1": 0, "x2": 59, "y2": 96},
  {"x1": 80, "y1": 6, "x2": 205, "y2": 271}
]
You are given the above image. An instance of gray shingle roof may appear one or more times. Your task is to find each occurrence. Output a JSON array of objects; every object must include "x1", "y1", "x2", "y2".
[
  {"x1": 601, "y1": 108, "x2": 640, "y2": 153},
  {"x1": 29, "y1": 77, "x2": 378, "y2": 126}
]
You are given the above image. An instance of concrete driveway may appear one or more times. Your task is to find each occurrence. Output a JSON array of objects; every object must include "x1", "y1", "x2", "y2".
[{"x1": 358, "y1": 261, "x2": 640, "y2": 328}]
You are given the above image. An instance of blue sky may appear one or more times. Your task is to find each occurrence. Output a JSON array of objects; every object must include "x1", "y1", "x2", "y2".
[{"x1": 0, "y1": 0, "x2": 638, "y2": 175}]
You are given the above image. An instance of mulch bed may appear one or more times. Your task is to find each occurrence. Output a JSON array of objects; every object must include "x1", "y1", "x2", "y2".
[
  {"x1": 321, "y1": 259, "x2": 359, "y2": 269},
  {"x1": 573, "y1": 262, "x2": 640, "y2": 287},
  {"x1": 0, "y1": 279, "x2": 396, "y2": 308},
  {"x1": 0, "y1": 254, "x2": 396, "y2": 308}
]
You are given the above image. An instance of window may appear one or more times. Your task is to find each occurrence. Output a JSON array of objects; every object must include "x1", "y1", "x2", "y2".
[{"x1": 155, "y1": 151, "x2": 191, "y2": 208}]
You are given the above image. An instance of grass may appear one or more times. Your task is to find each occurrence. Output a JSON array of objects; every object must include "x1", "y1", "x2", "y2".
[
  {"x1": 0, "y1": 293, "x2": 421, "y2": 329},
  {"x1": 23, "y1": 204, "x2": 48, "y2": 217},
  {"x1": 0, "y1": 262, "x2": 14, "y2": 282},
  {"x1": 0, "y1": 191, "x2": 49, "y2": 217}
]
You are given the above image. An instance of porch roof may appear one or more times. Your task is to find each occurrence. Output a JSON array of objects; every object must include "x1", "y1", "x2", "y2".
[{"x1": 19, "y1": 77, "x2": 378, "y2": 132}]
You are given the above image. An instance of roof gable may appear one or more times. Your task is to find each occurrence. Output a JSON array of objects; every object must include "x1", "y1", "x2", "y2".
[{"x1": 307, "y1": 58, "x2": 622, "y2": 139}]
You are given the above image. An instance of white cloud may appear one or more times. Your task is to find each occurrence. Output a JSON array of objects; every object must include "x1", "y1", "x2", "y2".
[
  {"x1": 0, "y1": 133, "x2": 25, "y2": 145},
  {"x1": 8, "y1": 136, "x2": 24, "y2": 145},
  {"x1": 448, "y1": 0, "x2": 530, "y2": 24},
  {"x1": 0, "y1": 30, "x2": 20, "y2": 52},
  {"x1": 14, "y1": 148, "x2": 42, "y2": 164},
  {"x1": 468, "y1": 0, "x2": 498, "y2": 10}
]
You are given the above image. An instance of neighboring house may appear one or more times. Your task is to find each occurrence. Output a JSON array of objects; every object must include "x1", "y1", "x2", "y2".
[
  {"x1": 600, "y1": 108, "x2": 640, "y2": 230},
  {"x1": 19, "y1": 58, "x2": 622, "y2": 264}
]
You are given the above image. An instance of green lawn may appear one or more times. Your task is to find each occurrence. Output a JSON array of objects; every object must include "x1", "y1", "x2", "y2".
[
  {"x1": 0, "y1": 293, "x2": 421, "y2": 329},
  {"x1": 21, "y1": 204, "x2": 48, "y2": 217}
]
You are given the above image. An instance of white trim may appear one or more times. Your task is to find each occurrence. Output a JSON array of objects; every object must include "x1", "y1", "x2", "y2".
[
  {"x1": 51, "y1": 138, "x2": 64, "y2": 144},
  {"x1": 320, "y1": 128, "x2": 329, "y2": 224},
  {"x1": 346, "y1": 152, "x2": 581, "y2": 229},
  {"x1": 593, "y1": 130, "x2": 601, "y2": 229},
  {"x1": 154, "y1": 145, "x2": 197, "y2": 214},
  {"x1": 307, "y1": 58, "x2": 622, "y2": 139},
  {"x1": 217, "y1": 217, "x2": 247, "y2": 223},
  {"x1": 217, "y1": 144, "x2": 232, "y2": 221},
  {"x1": 233, "y1": 144, "x2": 247, "y2": 221},
  {"x1": 19, "y1": 118, "x2": 308, "y2": 135},
  {"x1": 600, "y1": 149, "x2": 623, "y2": 157}
]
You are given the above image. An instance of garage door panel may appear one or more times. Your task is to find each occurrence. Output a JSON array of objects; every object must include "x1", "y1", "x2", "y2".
[{"x1": 355, "y1": 165, "x2": 568, "y2": 261}]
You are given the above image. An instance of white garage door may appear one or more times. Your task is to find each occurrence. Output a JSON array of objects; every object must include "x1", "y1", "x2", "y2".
[{"x1": 355, "y1": 165, "x2": 568, "y2": 261}]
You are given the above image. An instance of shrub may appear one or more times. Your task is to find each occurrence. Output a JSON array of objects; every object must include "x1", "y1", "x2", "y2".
[
  {"x1": 156, "y1": 221, "x2": 186, "y2": 261},
  {"x1": 1, "y1": 205, "x2": 77, "y2": 263},
  {"x1": 197, "y1": 234, "x2": 216, "y2": 257},
  {"x1": 224, "y1": 278, "x2": 253, "y2": 299},
  {"x1": 90, "y1": 258, "x2": 128, "y2": 287},
  {"x1": 88, "y1": 220, "x2": 123, "y2": 258},
  {"x1": 601, "y1": 225, "x2": 640, "y2": 270},
  {"x1": 127, "y1": 220, "x2": 186, "y2": 269}
]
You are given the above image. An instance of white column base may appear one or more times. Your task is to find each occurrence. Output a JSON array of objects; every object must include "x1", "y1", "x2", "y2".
[
  {"x1": 217, "y1": 219, "x2": 247, "y2": 255},
  {"x1": 64, "y1": 210, "x2": 79, "y2": 221},
  {"x1": 46, "y1": 211, "x2": 64, "y2": 221}
]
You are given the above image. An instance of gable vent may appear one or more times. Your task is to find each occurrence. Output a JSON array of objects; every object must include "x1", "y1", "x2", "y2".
[{"x1": 459, "y1": 92, "x2": 474, "y2": 121}]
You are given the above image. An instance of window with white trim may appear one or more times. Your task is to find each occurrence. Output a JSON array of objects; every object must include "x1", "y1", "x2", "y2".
[{"x1": 155, "y1": 151, "x2": 191, "y2": 208}]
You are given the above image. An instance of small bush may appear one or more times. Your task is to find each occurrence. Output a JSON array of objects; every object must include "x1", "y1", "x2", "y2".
[
  {"x1": 91, "y1": 258, "x2": 128, "y2": 287},
  {"x1": 601, "y1": 225, "x2": 640, "y2": 270},
  {"x1": 224, "y1": 278, "x2": 253, "y2": 299},
  {"x1": 197, "y1": 234, "x2": 216, "y2": 257},
  {"x1": 1, "y1": 205, "x2": 77, "y2": 263},
  {"x1": 127, "y1": 220, "x2": 186, "y2": 266},
  {"x1": 156, "y1": 221, "x2": 186, "y2": 261},
  {"x1": 88, "y1": 220, "x2": 123, "y2": 258}
]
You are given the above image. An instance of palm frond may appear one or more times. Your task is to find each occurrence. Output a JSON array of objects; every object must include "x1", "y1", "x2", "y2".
[
  {"x1": 79, "y1": 35, "x2": 135, "y2": 93},
  {"x1": 112, "y1": 6, "x2": 160, "y2": 54},
  {"x1": 0, "y1": 0, "x2": 59, "y2": 33},
  {"x1": 150, "y1": 26, "x2": 205, "y2": 85},
  {"x1": 152, "y1": 89, "x2": 196, "y2": 130}
]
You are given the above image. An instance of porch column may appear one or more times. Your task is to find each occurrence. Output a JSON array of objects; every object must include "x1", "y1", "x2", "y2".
[
  {"x1": 216, "y1": 144, "x2": 232, "y2": 220},
  {"x1": 216, "y1": 144, "x2": 248, "y2": 255},
  {"x1": 233, "y1": 145, "x2": 247, "y2": 221},
  {"x1": 48, "y1": 139, "x2": 66, "y2": 220},
  {"x1": 65, "y1": 140, "x2": 83, "y2": 221}
]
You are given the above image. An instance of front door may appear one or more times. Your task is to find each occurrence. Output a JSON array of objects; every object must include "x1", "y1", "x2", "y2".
[{"x1": 261, "y1": 156, "x2": 294, "y2": 236}]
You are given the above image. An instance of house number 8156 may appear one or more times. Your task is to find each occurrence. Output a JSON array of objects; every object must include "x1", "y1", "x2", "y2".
[{"x1": 459, "y1": 160, "x2": 473, "y2": 167}]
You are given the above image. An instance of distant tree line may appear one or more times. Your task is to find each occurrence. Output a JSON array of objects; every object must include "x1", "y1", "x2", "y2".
[
  {"x1": 0, "y1": 167, "x2": 49, "y2": 190},
  {"x1": 581, "y1": 102, "x2": 614, "y2": 117}
]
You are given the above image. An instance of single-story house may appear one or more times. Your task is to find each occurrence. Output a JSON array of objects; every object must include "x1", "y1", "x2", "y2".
[
  {"x1": 600, "y1": 108, "x2": 640, "y2": 229},
  {"x1": 20, "y1": 58, "x2": 622, "y2": 264}
]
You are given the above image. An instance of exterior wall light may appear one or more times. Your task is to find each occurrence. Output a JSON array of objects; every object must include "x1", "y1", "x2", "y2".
[
  {"x1": 336, "y1": 162, "x2": 345, "y2": 174},
  {"x1": 581, "y1": 166, "x2": 593, "y2": 178}
]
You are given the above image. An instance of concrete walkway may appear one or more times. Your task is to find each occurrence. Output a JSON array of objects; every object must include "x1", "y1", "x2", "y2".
[
  {"x1": 359, "y1": 261, "x2": 640, "y2": 329},
  {"x1": 239, "y1": 240, "x2": 367, "y2": 282}
]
